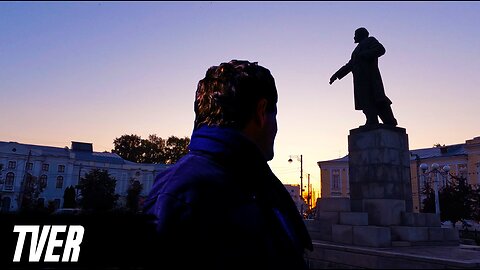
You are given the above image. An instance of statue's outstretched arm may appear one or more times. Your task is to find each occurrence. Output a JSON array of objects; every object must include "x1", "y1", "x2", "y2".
[{"x1": 331, "y1": 59, "x2": 353, "y2": 84}]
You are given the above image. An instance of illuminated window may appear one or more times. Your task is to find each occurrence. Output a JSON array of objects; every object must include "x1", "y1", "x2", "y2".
[
  {"x1": 5, "y1": 172, "x2": 15, "y2": 190},
  {"x1": 42, "y1": 163, "x2": 49, "y2": 172},
  {"x1": 53, "y1": 199, "x2": 61, "y2": 210},
  {"x1": 458, "y1": 164, "x2": 468, "y2": 179},
  {"x1": 26, "y1": 162, "x2": 33, "y2": 170},
  {"x1": 332, "y1": 169, "x2": 341, "y2": 191},
  {"x1": 8, "y1": 161, "x2": 16, "y2": 170},
  {"x1": 37, "y1": 198, "x2": 45, "y2": 208},
  {"x1": 40, "y1": 175, "x2": 48, "y2": 188},
  {"x1": 56, "y1": 176, "x2": 64, "y2": 189}
]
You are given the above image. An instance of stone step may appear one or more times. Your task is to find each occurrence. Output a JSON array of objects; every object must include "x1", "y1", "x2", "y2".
[
  {"x1": 390, "y1": 226, "x2": 459, "y2": 244},
  {"x1": 339, "y1": 212, "x2": 368, "y2": 226},
  {"x1": 391, "y1": 241, "x2": 411, "y2": 247},
  {"x1": 305, "y1": 219, "x2": 333, "y2": 242},
  {"x1": 401, "y1": 212, "x2": 441, "y2": 227},
  {"x1": 391, "y1": 226, "x2": 429, "y2": 242},
  {"x1": 315, "y1": 211, "x2": 339, "y2": 224},
  {"x1": 353, "y1": 226, "x2": 391, "y2": 248},
  {"x1": 316, "y1": 197, "x2": 351, "y2": 212},
  {"x1": 332, "y1": 224, "x2": 353, "y2": 245}
]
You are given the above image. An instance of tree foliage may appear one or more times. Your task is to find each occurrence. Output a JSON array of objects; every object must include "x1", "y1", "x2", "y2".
[
  {"x1": 165, "y1": 136, "x2": 190, "y2": 164},
  {"x1": 112, "y1": 134, "x2": 190, "y2": 164},
  {"x1": 63, "y1": 185, "x2": 77, "y2": 208},
  {"x1": 126, "y1": 179, "x2": 143, "y2": 213},
  {"x1": 77, "y1": 169, "x2": 118, "y2": 212},
  {"x1": 112, "y1": 134, "x2": 144, "y2": 163},
  {"x1": 18, "y1": 174, "x2": 46, "y2": 212},
  {"x1": 421, "y1": 174, "x2": 479, "y2": 224}
]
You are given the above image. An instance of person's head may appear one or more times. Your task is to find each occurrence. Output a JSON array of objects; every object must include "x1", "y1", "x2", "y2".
[
  {"x1": 354, "y1": 27, "x2": 369, "y2": 43},
  {"x1": 194, "y1": 60, "x2": 278, "y2": 160}
]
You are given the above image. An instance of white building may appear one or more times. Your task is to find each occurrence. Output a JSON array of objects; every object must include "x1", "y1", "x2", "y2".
[
  {"x1": 283, "y1": 184, "x2": 307, "y2": 214},
  {"x1": 0, "y1": 141, "x2": 169, "y2": 212}
]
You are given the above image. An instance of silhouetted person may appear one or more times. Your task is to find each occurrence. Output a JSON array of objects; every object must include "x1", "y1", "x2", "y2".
[
  {"x1": 143, "y1": 60, "x2": 313, "y2": 269},
  {"x1": 330, "y1": 27, "x2": 398, "y2": 127}
]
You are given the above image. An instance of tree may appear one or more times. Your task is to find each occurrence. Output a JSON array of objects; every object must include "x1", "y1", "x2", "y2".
[
  {"x1": 165, "y1": 136, "x2": 190, "y2": 164},
  {"x1": 18, "y1": 174, "x2": 46, "y2": 212},
  {"x1": 421, "y1": 174, "x2": 477, "y2": 224},
  {"x1": 142, "y1": 134, "x2": 167, "y2": 164},
  {"x1": 126, "y1": 179, "x2": 143, "y2": 213},
  {"x1": 112, "y1": 134, "x2": 190, "y2": 164},
  {"x1": 439, "y1": 176, "x2": 472, "y2": 224},
  {"x1": 433, "y1": 143, "x2": 446, "y2": 148},
  {"x1": 471, "y1": 186, "x2": 480, "y2": 221},
  {"x1": 420, "y1": 178, "x2": 436, "y2": 214},
  {"x1": 0, "y1": 164, "x2": 3, "y2": 208},
  {"x1": 77, "y1": 169, "x2": 118, "y2": 212},
  {"x1": 112, "y1": 134, "x2": 144, "y2": 163},
  {"x1": 63, "y1": 186, "x2": 77, "y2": 208}
]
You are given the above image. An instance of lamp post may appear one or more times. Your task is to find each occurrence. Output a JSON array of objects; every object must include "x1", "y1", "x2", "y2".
[
  {"x1": 419, "y1": 163, "x2": 450, "y2": 215},
  {"x1": 288, "y1": 154, "x2": 304, "y2": 217}
]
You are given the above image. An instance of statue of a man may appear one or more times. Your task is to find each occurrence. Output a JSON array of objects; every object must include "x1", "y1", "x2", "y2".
[{"x1": 329, "y1": 27, "x2": 398, "y2": 127}]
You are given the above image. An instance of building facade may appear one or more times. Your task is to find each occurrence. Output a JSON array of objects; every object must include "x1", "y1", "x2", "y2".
[
  {"x1": 284, "y1": 184, "x2": 307, "y2": 213},
  {"x1": 0, "y1": 141, "x2": 169, "y2": 212},
  {"x1": 318, "y1": 136, "x2": 480, "y2": 213}
]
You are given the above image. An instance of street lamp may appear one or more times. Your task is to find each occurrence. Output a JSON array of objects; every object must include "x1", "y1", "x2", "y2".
[
  {"x1": 288, "y1": 154, "x2": 304, "y2": 216},
  {"x1": 419, "y1": 163, "x2": 450, "y2": 215}
]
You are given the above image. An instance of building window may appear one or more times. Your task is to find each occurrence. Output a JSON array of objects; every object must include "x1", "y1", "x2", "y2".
[
  {"x1": 26, "y1": 162, "x2": 34, "y2": 171},
  {"x1": 42, "y1": 163, "x2": 49, "y2": 172},
  {"x1": 346, "y1": 172, "x2": 350, "y2": 193},
  {"x1": 40, "y1": 175, "x2": 48, "y2": 188},
  {"x1": 5, "y1": 172, "x2": 15, "y2": 190},
  {"x1": 37, "y1": 198, "x2": 45, "y2": 208},
  {"x1": 8, "y1": 161, "x2": 16, "y2": 170},
  {"x1": 458, "y1": 164, "x2": 468, "y2": 179},
  {"x1": 477, "y1": 163, "x2": 480, "y2": 185},
  {"x1": 58, "y1": 165, "x2": 65, "y2": 173},
  {"x1": 2, "y1": 196, "x2": 11, "y2": 212},
  {"x1": 53, "y1": 199, "x2": 61, "y2": 210},
  {"x1": 56, "y1": 176, "x2": 64, "y2": 189},
  {"x1": 332, "y1": 169, "x2": 341, "y2": 191},
  {"x1": 26, "y1": 173, "x2": 33, "y2": 185}
]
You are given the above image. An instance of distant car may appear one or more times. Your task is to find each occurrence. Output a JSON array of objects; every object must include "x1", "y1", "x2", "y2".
[
  {"x1": 454, "y1": 219, "x2": 480, "y2": 230},
  {"x1": 441, "y1": 221, "x2": 453, "y2": 228},
  {"x1": 460, "y1": 219, "x2": 478, "y2": 230},
  {"x1": 51, "y1": 208, "x2": 83, "y2": 215}
]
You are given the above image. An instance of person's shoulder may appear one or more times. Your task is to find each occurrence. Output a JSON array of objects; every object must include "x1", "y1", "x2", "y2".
[
  {"x1": 152, "y1": 152, "x2": 228, "y2": 192},
  {"x1": 144, "y1": 152, "x2": 231, "y2": 210}
]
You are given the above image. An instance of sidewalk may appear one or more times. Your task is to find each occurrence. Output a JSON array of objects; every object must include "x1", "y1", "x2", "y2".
[{"x1": 306, "y1": 240, "x2": 480, "y2": 269}]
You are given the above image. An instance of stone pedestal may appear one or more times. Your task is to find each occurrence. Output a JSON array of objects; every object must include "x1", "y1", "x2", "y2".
[
  {"x1": 348, "y1": 125, "x2": 413, "y2": 219},
  {"x1": 309, "y1": 125, "x2": 459, "y2": 249}
]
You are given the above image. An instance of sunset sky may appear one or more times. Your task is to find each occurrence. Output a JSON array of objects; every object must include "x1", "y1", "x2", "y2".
[{"x1": 1, "y1": 2, "x2": 479, "y2": 196}]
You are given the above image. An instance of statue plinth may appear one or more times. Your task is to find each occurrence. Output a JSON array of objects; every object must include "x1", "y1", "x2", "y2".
[
  {"x1": 309, "y1": 125, "x2": 459, "y2": 249},
  {"x1": 348, "y1": 125, "x2": 413, "y2": 225}
]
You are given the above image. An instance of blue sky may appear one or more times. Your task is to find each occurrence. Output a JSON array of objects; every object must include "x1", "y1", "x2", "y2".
[{"x1": 1, "y1": 2, "x2": 480, "y2": 195}]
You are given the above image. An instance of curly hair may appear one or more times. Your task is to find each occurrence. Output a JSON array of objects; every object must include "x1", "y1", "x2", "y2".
[{"x1": 194, "y1": 60, "x2": 278, "y2": 130}]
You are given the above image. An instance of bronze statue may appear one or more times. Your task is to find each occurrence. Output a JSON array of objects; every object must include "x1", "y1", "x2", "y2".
[{"x1": 330, "y1": 27, "x2": 397, "y2": 127}]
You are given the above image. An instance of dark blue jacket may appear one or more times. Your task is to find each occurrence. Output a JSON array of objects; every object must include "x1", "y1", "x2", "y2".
[{"x1": 143, "y1": 126, "x2": 312, "y2": 269}]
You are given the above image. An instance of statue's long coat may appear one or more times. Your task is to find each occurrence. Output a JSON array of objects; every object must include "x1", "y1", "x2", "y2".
[{"x1": 334, "y1": 36, "x2": 392, "y2": 110}]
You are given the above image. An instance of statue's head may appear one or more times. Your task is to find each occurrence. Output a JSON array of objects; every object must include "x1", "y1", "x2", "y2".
[{"x1": 354, "y1": 27, "x2": 369, "y2": 43}]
